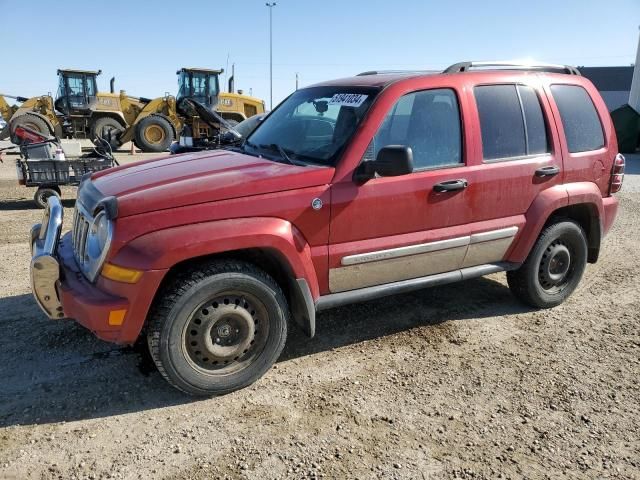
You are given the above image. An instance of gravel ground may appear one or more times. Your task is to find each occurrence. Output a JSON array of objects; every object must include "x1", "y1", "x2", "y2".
[{"x1": 0, "y1": 151, "x2": 638, "y2": 480}]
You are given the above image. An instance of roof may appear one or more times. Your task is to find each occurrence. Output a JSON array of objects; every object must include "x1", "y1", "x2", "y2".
[
  {"x1": 578, "y1": 66, "x2": 634, "y2": 91},
  {"x1": 177, "y1": 67, "x2": 224, "y2": 75},
  {"x1": 57, "y1": 69, "x2": 101, "y2": 75},
  {"x1": 309, "y1": 72, "x2": 429, "y2": 89}
]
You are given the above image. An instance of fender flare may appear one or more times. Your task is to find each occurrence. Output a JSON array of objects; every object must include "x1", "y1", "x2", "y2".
[
  {"x1": 89, "y1": 112, "x2": 127, "y2": 128},
  {"x1": 109, "y1": 217, "x2": 321, "y2": 336},
  {"x1": 506, "y1": 183, "x2": 604, "y2": 264}
]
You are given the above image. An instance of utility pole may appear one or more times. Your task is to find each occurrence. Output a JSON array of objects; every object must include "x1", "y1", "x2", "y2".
[
  {"x1": 295, "y1": 72, "x2": 299, "y2": 90},
  {"x1": 266, "y1": 2, "x2": 277, "y2": 110}
]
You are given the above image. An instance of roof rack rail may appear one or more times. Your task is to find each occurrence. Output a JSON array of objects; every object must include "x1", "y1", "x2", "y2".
[
  {"x1": 443, "y1": 61, "x2": 581, "y2": 76},
  {"x1": 356, "y1": 70, "x2": 438, "y2": 76}
]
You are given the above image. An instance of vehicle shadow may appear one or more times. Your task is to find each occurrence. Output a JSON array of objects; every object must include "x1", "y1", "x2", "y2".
[
  {"x1": 0, "y1": 275, "x2": 531, "y2": 428},
  {"x1": 0, "y1": 198, "x2": 76, "y2": 211}
]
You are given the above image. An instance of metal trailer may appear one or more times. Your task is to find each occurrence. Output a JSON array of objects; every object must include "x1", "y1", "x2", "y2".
[
  {"x1": 16, "y1": 155, "x2": 116, "y2": 208},
  {"x1": 9, "y1": 126, "x2": 117, "y2": 208}
]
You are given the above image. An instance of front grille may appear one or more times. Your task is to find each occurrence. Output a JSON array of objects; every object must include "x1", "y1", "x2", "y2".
[{"x1": 72, "y1": 203, "x2": 91, "y2": 268}]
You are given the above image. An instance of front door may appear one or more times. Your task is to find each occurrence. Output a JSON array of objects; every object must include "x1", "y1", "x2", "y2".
[{"x1": 328, "y1": 87, "x2": 478, "y2": 293}]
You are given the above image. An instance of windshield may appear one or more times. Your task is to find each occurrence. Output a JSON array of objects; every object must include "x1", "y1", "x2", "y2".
[
  {"x1": 177, "y1": 71, "x2": 220, "y2": 106},
  {"x1": 245, "y1": 86, "x2": 379, "y2": 166}
]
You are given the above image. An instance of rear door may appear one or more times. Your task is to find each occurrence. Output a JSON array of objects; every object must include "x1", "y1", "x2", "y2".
[
  {"x1": 543, "y1": 81, "x2": 610, "y2": 196},
  {"x1": 457, "y1": 77, "x2": 565, "y2": 265}
]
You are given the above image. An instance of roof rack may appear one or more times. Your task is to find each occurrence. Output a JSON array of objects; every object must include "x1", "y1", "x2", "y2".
[
  {"x1": 443, "y1": 61, "x2": 581, "y2": 76},
  {"x1": 356, "y1": 70, "x2": 438, "y2": 76}
]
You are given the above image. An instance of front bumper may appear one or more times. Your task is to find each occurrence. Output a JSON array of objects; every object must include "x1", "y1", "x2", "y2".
[
  {"x1": 30, "y1": 196, "x2": 65, "y2": 319},
  {"x1": 29, "y1": 197, "x2": 166, "y2": 344}
]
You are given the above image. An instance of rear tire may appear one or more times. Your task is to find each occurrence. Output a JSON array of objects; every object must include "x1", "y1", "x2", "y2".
[
  {"x1": 34, "y1": 186, "x2": 61, "y2": 209},
  {"x1": 134, "y1": 115, "x2": 174, "y2": 153},
  {"x1": 10, "y1": 114, "x2": 51, "y2": 144},
  {"x1": 91, "y1": 117, "x2": 124, "y2": 150},
  {"x1": 507, "y1": 220, "x2": 588, "y2": 308},
  {"x1": 147, "y1": 260, "x2": 289, "y2": 396}
]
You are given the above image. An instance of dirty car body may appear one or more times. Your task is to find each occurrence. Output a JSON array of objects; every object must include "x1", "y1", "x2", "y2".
[{"x1": 30, "y1": 63, "x2": 622, "y2": 395}]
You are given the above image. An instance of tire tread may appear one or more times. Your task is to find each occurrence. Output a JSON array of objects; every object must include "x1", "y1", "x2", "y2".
[
  {"x1": 146, "y1": 259, "x2": 288, "y2": 395},
  {"x1": 507, "y1": 219, "x2": 587, "y2": 308}
]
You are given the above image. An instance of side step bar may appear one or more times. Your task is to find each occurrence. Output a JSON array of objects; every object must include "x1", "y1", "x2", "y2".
[{"x1": 315, "y1": 263, "x2": 518, "y2": 312}]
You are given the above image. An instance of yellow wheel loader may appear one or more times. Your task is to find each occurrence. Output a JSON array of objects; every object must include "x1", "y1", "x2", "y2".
[
  {"x1": 1, "y1": 69, "x2": 149, "y2": 149},
  {"x1": 118, "y1": 68, "x2": 266, "y2": 153}
]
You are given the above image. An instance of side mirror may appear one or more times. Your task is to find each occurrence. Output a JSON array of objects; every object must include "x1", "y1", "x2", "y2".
[{"x1": 354, "y1": 145, "x2": 414, "y2": 182}]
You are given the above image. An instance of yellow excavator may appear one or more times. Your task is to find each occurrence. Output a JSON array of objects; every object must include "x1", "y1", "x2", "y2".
[
  {"x1": 115, "y1": 67, "x2": 265, "y2": 152},
  {"x1": 0, "y1": 69, "x2": 151, "y2": 149},
  {"x1": 1, "y1": 67, "x2": 265, "y2": 153}
]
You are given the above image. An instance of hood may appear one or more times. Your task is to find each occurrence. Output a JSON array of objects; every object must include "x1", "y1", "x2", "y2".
[{"x1": 91, "y1": 150, "x2": 334, "y2": 217}]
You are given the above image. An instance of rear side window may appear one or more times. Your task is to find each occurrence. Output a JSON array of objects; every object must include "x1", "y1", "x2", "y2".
[
  {"x1": 475, "y1": 85, "x2": 549, "y2": 161},
  {"x1": 550, "y1": 85, "x2": 604, "y2": 153},
  {"x1": 518, "y1": 86, "x2": 548, "y2": 155}
]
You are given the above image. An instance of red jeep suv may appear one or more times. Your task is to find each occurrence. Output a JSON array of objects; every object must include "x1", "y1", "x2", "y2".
[{"x1": 30, "y1": 61, "x2": 623, "y2": 395}]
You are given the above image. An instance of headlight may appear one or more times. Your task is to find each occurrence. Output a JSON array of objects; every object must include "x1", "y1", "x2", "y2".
[{"x1": 85, "y1": 210, "x2": 113, "y2": 281}]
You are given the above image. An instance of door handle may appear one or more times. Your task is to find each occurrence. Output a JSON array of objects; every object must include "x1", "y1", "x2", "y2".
[
  {"x1": 433, "y1": 179, "x2": 468, "y2": 193},
  {"x1": 535, "y1": 165, "x2": 560, "y2": 177}
]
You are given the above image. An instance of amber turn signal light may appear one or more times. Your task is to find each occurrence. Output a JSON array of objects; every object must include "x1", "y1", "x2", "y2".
[
  {"x1": 108, "y1": 309, "x2": 127, "y2": 326},
  {"x1": 101, "y1": 263, "x2": 143, "y2": 284}
]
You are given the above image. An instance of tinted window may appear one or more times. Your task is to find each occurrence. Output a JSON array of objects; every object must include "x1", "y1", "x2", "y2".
[
  {"x1": 475, "y1": 85, "x2": 526, "y2": 160},
  {"x1": 551, "y1": 85, "x2": 604, "y2": 153},
  {"x1": 518, "y1": 85, "x2": 548, "y2": 155},
  {"x1": 373, "y1": 89, "x2": 462, "y2": 169}
]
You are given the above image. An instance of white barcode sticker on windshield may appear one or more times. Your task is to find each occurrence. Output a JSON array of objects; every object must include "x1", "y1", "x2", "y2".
[{"x1": 329, "y1": 93, "x2": 368, "y2": 108}]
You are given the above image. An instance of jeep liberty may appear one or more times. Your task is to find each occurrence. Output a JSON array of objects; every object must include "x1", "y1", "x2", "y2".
[{"x1": 30, "y1": 61, "x2": 623, "y2": 395}]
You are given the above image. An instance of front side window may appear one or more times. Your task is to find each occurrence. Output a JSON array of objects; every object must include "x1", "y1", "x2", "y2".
[
  {"x1": 246, "y1": 86, "x2": 378, "y2": 166},
  {"x1": 475, "y1": 84, "x2": 550, "y2": 160},
  {"x1": 208, "y1": 74, "x2": 219, "y2": 97},
  {"x1": 372, "y1": 88, "x2": 462, "y2": 169},
  {"x1": 550, "y1": 84, "x2": 604, "y2": 153},
  {"x1": 85, "y1": 76, "x2": 97, "y2": 97}
]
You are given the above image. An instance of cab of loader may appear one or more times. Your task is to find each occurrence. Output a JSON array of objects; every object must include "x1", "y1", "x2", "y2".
[
  {"x1": 176, "y1": 68, "x2": 221, "y2": 109},
  {"x1": 54, "y1": 69, "x2": 100, "y2": 115}
]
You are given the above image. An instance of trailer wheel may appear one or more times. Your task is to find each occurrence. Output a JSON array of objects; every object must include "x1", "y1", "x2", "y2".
[
  {"x1": 91, "y1": 117, "x2": 124, "y2": 151},
  {"x1": 34, "y1": 186, "x2": 61, "y2": 209},
  {"x1": 10, "y1": 114, "x2": 52, "y2": 144},
  {"x1": 134, "y1": 116, "x2": 174, "y2": 153}
]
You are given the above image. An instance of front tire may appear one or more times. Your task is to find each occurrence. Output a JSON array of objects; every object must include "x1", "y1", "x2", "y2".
[
  {"x1": 10, "y1": 114, "x2": 52, "y2": 144},
  {"x1": 147, "y1": 260, "x2": 289, "y2": 396},
  {"x1": 507, "y1": 220, "x2": 588, "y2": 308},
  {"x1": 91, "y1": 117, "x2": 124, "y2": 150},
  {"x1": 134, "y1": 115, "x2": 174, "y2": 153}
]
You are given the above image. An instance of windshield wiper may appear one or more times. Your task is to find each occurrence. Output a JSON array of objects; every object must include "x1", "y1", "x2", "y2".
[{"x1": 259, "y1": 143, "x2": 303, "y2": 166}]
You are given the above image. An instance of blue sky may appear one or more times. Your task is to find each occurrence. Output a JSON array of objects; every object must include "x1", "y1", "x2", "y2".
[{"x1": 0, "y1": 0, "x2": 638, "y2": 107}]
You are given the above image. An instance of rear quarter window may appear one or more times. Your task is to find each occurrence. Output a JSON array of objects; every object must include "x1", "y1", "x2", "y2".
[{"x1": 550, "y1": 84, "x2": 604, "y2": 153}]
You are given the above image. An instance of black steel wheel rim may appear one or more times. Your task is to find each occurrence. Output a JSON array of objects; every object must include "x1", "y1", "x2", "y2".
[
  {"x1": 538, "y1": 238, "x2": 574, "y2": 293},
  {"x1": 182, "y1": 291, "x2": 269, "y2": 375}
]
